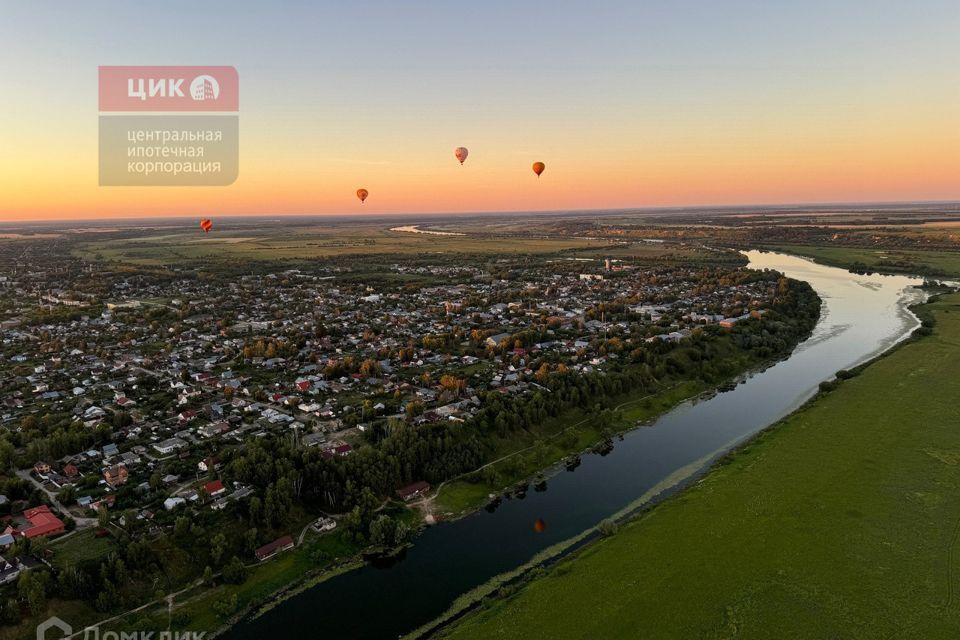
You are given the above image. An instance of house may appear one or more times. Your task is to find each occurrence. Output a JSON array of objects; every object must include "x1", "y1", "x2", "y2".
[
  {"x1": 301, "y1": 432, "x2": 326, "y2": 448},
  {"x1": 90, "y1": 495, "x2": 115, "y2": 511},
  {"x1": 0, "y1": 557, "x2": 21, "y2": 585},
  {"x1": 163, "y1": 497, "x2": 186, "y2": 511},
  {"x1": 103, "y1": 464, "x2": 129, "y2": 488},
  {"x1": 198, "y1": 457, "x2": 219, "y2": 473},
  {"x1": 485, "y1": 332, "x2": 512, "y2": 347},
  {"x1": 255, "y1": 535, "x2": 295, "y2": 562},
  {"x1": 396, "y1": 480, "x2": 431, "y2": 501},
  {"x1": 311, "y1": 517, "x2": 336, "y2": 533},
  {"x1": 33, "y1": 461, "x2": 52, "y2": 477},
  {"x1": 198, "y1": 421, "x2": 231, "y2": 438},
  {"x1": 153, "y1": 437, "x2": 187, "y2": 455},
  {"x1": 203, "y1": 479, "x2": 226, "y2": 498},
  {"x1": 21, "y1": 505, "x2": 65, "y2": 538}
]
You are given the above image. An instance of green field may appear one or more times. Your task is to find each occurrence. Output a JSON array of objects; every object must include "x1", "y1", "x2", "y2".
[
  {"x1": 765, "y1": 243, "x2": 960, "y2": 278},
  {"x1": 441, "y1": 293, "x2": 960, "y2": 639},
  {"x1": 71, "y1": 224, "x2": 610, "y2": 265},
  {"x1": 50, "y1": 529, "x2": 118, "y2": 567}
]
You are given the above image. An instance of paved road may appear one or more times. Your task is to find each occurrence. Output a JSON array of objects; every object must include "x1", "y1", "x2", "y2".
[{"x1": 16, "y1": 469, "x2": 99, "y2": 529}]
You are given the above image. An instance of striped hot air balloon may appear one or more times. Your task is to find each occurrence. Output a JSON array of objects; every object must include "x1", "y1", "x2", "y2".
[{"x1": 200, "y1": 218, "x2": 213, "y2": 233}]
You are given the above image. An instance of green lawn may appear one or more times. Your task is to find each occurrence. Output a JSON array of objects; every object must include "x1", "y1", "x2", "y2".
[
  {"x1": 50, "y1": 529, "x2": 118, "y2": 567},
  {"x1": 441, "y1": 293, "x2": 960, "y2": 639}
]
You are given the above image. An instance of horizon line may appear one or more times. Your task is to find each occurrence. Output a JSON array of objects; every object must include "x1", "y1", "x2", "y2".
[{"x1": 2, "y1": 198, "x2": 960, "y2": 226}]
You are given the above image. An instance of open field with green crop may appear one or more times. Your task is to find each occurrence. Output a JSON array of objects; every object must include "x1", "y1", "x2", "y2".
[
  {"x1": 764, "y1": 243, "x2": 960, "y2": 278},
  {"x1": 70, "y1": 224, "x2": 610, "y2": 265},
  {"x1": 441, "y1": 293, "x2": 960, "y2": 639}
]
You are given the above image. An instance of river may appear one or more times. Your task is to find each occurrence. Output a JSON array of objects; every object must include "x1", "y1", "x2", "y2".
[
  {"x1": 389, "y1": 225, "x2": 466, "y2": 236},
  {"x1": 225, "y1": 252, "x2": 924, "y2": 640}
]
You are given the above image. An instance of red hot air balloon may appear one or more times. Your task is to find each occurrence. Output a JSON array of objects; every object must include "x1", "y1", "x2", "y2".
[
  {"x1": 454, "y1": 147, "x2": 469, "y2": 165},
  {"x1": 200, "y1": 219, "x2": 212, "y2": 233},
  {"x1": 534, "y1": 518, "x2": 546, "y2": 533},
  {"x1": 532, "y1": 162, "x2": 545, "y2": 178},
  {"x1": 357, "y1": 188, "x2": 369, "y2": 204}
]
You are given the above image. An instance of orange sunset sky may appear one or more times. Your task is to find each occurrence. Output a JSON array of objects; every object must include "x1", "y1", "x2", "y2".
[{"x1": 1, "y1": 1, "x2": 958, "y2": 221}]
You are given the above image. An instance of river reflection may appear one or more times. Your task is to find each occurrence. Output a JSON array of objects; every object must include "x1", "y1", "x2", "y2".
[{"x1": 226, "y1": 252, "x2": 923, "y2": 640}]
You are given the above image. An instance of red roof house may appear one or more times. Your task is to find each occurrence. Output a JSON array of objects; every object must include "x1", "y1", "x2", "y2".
[
  {"x1": 396, "y1": 480, "x2": 431, "y2": 501},
  {"x1": 203, "y1": 480, "x2": 226, "y2": 498},
  {"x1": 21, "y1": 505, "x2": 65, "y2": 539},
  {"x1": 255, "y1": 535, "x2": 295, "y2": 561}
]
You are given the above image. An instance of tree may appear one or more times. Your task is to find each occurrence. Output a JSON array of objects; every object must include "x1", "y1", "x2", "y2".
[
  {"x1": 57, "y1": 484, "x2": 77, "y2": 505},
  {"x1": 210, "y1": 533, "x2": 227, "y2": 566},
  {"x1": 173, "y1": 515, "x2": 191, "y2": 542},
  {"x1": 243, "y1": 528, "x2": 259, "y2": 553},
  {"x1": 535, "y1": 363, "x2": 550, "y2": 382},
  {"x1": 2, "y1": 598, "x2": 19, "y2": 625},
  {"x1": 222, "y1": 556, "x2": 247, "y2": 585},
  {"x1": 342, "y1": 506, "x2": 365, "y2": 543},
  {"x1": 213, "y1": 593, "x2": 238, "y2": 618},
  {"x1": 17, "y1": 570, "x2": 46, "y2": 616},
  {"x1": 368, "y1": 515, "x2": 397, "y2": 547},
  {"x1": 0, "y1": 439, "x2": 15, "y2": 473}
]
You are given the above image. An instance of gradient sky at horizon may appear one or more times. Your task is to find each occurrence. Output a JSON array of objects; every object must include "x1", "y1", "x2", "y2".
[{"x1": 0, "y1": 1, "x2": 958, "y2": 220}]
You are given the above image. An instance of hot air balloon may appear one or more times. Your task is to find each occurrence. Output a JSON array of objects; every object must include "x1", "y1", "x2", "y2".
[
  {"x1": 532, "y1": 162, "x2": 545, "y2": 178},
  {"x1": 200, "y1": 219, "x2": 212, "y2": 233},
  {"x1": 356, "y1": 188, "x2": 369, "y2": 204},
  {"x1": 454, "y1": 147, "x2": 469, "y2": 165},
  {"x1": 533, "y1": 518, "x2": 546, "y2": 533}
]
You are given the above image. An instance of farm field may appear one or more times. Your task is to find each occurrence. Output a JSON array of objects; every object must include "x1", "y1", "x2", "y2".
[
  {"x1": 70, "y1": 223, "x2": 610, "y2": 265},
  {"x1": 764, "y1": 244, "x2": 960, "y2": 279}
]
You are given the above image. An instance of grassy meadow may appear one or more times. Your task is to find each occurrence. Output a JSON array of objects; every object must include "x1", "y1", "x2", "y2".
[
  {"x1": 765, "y1": 244, "x2": 960, "y2": 279},
  {"x1": 70, "y1": 223, "x2": 610, "y2": 265}
]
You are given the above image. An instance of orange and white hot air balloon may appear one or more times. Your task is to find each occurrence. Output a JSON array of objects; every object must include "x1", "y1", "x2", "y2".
[
  {"x1": 356, "y1": 188, "x2": 369, "y2": 204},
  {"x1": 200, "y1": 218, "x2": 213, "y2": 233},
  {"x1": 454, "y1": 147, "x2": 469, "y2": 165},
  {"x1": 532, "y1": 162, "x2": 545, "y2": 178}
]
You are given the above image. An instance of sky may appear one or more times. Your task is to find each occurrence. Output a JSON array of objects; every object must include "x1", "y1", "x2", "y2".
[{"x1": 0, "y1": 1, "x2": 958, "y2": 220}]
